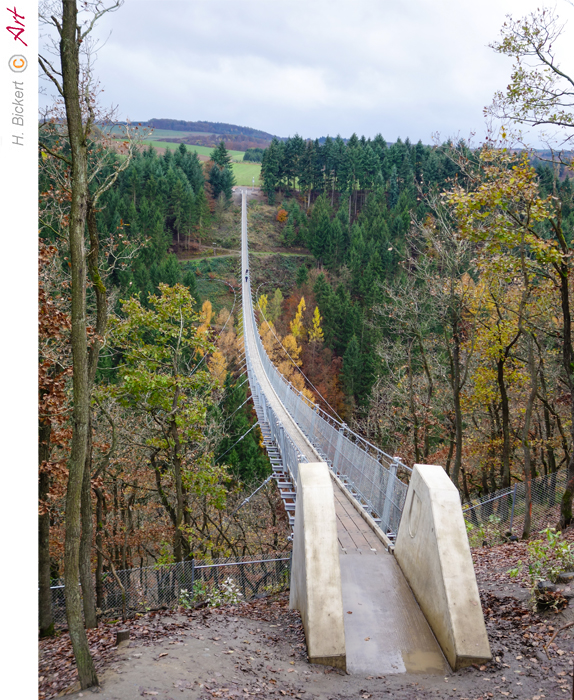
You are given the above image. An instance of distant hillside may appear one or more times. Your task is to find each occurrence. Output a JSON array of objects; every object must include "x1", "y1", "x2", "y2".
[
  {"x1": 146, "y1": 118, "x2": 277, "y2": 140},
  {"x1": 164, "y1": 133, "x2": 271, "y2": 151}
]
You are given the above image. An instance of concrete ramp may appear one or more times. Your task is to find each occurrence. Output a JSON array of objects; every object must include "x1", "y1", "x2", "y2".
[
  {"x1": 340, "y1": 553, "x2": 446, "y2": 675},
  {"x1": 333, "y1": 480, "x2": 446, "y2": 675}
]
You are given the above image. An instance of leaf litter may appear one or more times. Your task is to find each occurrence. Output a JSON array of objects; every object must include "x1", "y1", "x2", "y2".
[{"x1": 39, "y1": 543, "x2": 574, "y2": 699}]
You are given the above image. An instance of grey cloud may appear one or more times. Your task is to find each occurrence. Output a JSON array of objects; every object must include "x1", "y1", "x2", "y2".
[{"x1": 44, "y1": 0, "x2": 574, "y2": 143}]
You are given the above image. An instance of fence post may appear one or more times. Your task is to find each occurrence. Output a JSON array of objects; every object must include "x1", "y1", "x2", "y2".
[
  {"x1": 381, "y1": 461, "x2": 398, "y2": 533},
  {"x1": 333, "y1": 423, "x2": 346, "y2": 474},
  {"x1": 191, "y1": 559, "x2": 195, "y2": 601},
  {"x1": 509, "y1": 484, "x2": 518, "y2": 533}
]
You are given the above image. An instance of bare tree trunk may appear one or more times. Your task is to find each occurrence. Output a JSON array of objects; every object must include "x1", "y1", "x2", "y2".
[
  {"x1": 418, "y1": 335, "x2": 434, "y2": 461},
  {"x1": 77, "y1": 200, "x2": 108, "y2": 628},
  {"x1": 61, "y1": 0, "x2": 98, "y2": 686},
  {"x1": 558, "y1": 261, "x2": 574, "y2": 527},
  {"x1": 497, "y1": 357, "x2": 512, "y2": 490},
  {"x1": 95, "y1": 487, "x2": 105, "y2": 610},
  {"x1": 447, "y1": 313, "x2": 464, "y2": 491},
  {"x1": 488, "y1": 403, "x2": 500, "y2": 491},
  {"x1": 460, "y1": 464, "x2": 472, "y2": 504},
  {"x1": 170, "y1": 409, "x2": 186, "y2": 562},
  {"x1": 407, "y1": 343, "x2": 420, "y2": 462},
  {"x1": 39, "y1": 420, "x2": 54, "y2": 638},
  {"x1": 444, "y1": 428, "x2": 455, "y2": 478},
  {"x1": 80, "y1": 414, "x2": 97, "y2": 628},
  {"x1": 521, "y1": 336, "x2": 538, "y2": 539}
]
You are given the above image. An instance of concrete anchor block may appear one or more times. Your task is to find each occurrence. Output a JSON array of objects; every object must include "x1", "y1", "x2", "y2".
[
  {"x1": 289, "y1": 462, "x2": 346, "y2": 671},
  {"x1": 394, "y1": 464, "x2": 491, "y2": 671}
]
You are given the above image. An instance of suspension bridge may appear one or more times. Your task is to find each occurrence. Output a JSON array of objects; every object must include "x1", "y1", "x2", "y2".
[{"x1": 238, "y1": 189, "x2": 491, "y2": 675}]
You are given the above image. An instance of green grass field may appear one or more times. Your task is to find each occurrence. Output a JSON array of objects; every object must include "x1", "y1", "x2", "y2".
[
  {"x1": 232, "y1": 162, "x2": 261, "y2": 186},
  {"x1": 139, "y1": 139, "x2": 246, "y2": 162},
  {"x1": 137, "y1": 140, "x2": 260, "y2": 183},
  {"x1": 144, "y1": 128, "x2": 219, "y2": 139}
]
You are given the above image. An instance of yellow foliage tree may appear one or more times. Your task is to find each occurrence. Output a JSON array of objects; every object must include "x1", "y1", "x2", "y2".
[
  {"x1": 257, "y1": 294, "x2": 268, "y2": 318},
  {"x1": 260, "y1": 320, "x2": 282, "y2": 365},
  {"x1": 308, "y1": 306, "x2": 324, "y2": 344},
  {"x1": 196, "y1": 300, "x2": 213, "y2": 356},
  {"x1": 290, "y1": 296, "x2": 306, "y2": 340},
  {"x1": 259, "y1": 319, "x2": 314, "y2": 405},
  {"x1": 215, "y1": 308, "x2": 232, "y2": 330},
  {"x1": 208, "y1": 349, "x2": 228, "y2": 385},
  {"x1": 281, "y1": 333, "x2": 302, "y2": 365},
  {"x1": 198, "y1": 300, "x2": 213, "y2": 334}
]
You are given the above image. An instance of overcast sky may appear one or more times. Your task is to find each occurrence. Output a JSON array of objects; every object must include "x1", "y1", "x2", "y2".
[{"x1": 41, "y1": 0, "x2": 574, "y2": 144}]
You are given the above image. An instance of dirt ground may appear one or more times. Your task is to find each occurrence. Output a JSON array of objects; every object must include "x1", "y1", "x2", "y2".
[{"x1": 39, "y1": 543, "x2": 574, "y2": 700}]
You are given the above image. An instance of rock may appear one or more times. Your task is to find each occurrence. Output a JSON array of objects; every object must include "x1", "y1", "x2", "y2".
[
  {"x1": 116, "y1": 629, "x2": 130, "y2": 645},
  {"x1": 537, "y1": 581, "x2": 556, "y2": 593},
  {"x1": 556, "y1": 572, "x2": 574, "y2": 583}
]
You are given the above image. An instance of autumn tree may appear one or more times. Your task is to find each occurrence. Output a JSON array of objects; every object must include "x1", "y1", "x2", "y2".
[
  {"x1": 268, "y1": 288, "x2": 284, "y2": 323},
  {"x1": 37, "y1": 0, "x2": 139, "y2": 686},
  {"x1": 108, "y1": 284, "x2": 228, "y2": 562},
  {"x1": 39, "y1": 242, "x2": 71, "y2": 638},
  {"x1": 486, "y1": 6, "x2": 574, "y2": 527},
  {"x1": 447, "y1": 146, "x2": 565, "y2": 531},
  {"x1": 488, "y1": 7, "x2": 574, "y2": 151},
  {"x1": 290, "y1": 296, "x2": 306, "y2": 340}
]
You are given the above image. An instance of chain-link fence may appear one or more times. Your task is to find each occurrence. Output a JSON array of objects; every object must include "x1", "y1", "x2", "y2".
[
  {"x1": 49, "y1": 553, "x2": 291, "y2": 630},
  {"x1": 463, "y1": 470, "x2": 567, "y2": 538}
]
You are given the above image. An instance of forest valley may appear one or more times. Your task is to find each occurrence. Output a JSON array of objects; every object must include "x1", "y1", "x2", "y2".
[
  {"x1": 40, "y1": 130, "x2": 574, "y2": 598},
  {"x1": 38, "y1": 0, "x2": 574, "y2": 691}
]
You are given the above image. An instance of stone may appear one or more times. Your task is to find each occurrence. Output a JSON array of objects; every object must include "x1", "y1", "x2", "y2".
[
  {"x1": 536, "y1": 581, "x2": 556, "y2": 593},
  {"x1": 116, "y1": 629, "x2": 130, "y2": 645}
]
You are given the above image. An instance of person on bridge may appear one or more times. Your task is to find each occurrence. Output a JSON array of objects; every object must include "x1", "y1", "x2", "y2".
[{"x1": 245, "y1": 268, "x2": 249, "y2": 282}]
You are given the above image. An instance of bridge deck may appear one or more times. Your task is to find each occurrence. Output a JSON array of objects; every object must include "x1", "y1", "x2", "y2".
[
  {"x1": 334, "y1": 480, "x2": 446, "y2": 674},
  {"x1": 240, "y1": 189, "x2": 446, "y2": 675}
]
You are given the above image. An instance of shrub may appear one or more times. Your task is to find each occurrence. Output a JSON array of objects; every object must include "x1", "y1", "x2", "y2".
[{"x1": 508, "y1": 528, "x2": 574, "y2": 610}]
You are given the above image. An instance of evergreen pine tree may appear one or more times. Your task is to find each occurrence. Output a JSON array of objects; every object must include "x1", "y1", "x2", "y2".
[
  {"x1": 296, "y1": 264, "x2": 309, "y2": 287},
  {"x1": 183, "y1": 269, "x2": 201, "y2": 307},
  {"x1": 211, "y1": 141, "x2": 233, "y2": 168},
  {"x1": 216, "y1": 374, "x2": 271, "y2": 483},
  {"x1": 342, "y1": 334, "x2": 362, "y2": 401}
]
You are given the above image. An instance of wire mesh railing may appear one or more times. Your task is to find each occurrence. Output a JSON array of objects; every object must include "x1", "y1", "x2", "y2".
[
  {"x1": 463, "y1": 470, "x2": 567, "y2": 537},
  {"x1": 240, "y1": 190, "x2": 409, "y2": 535},
  {"x1": 49, "y1": 553, "x2": 291, "y2": 629}
]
